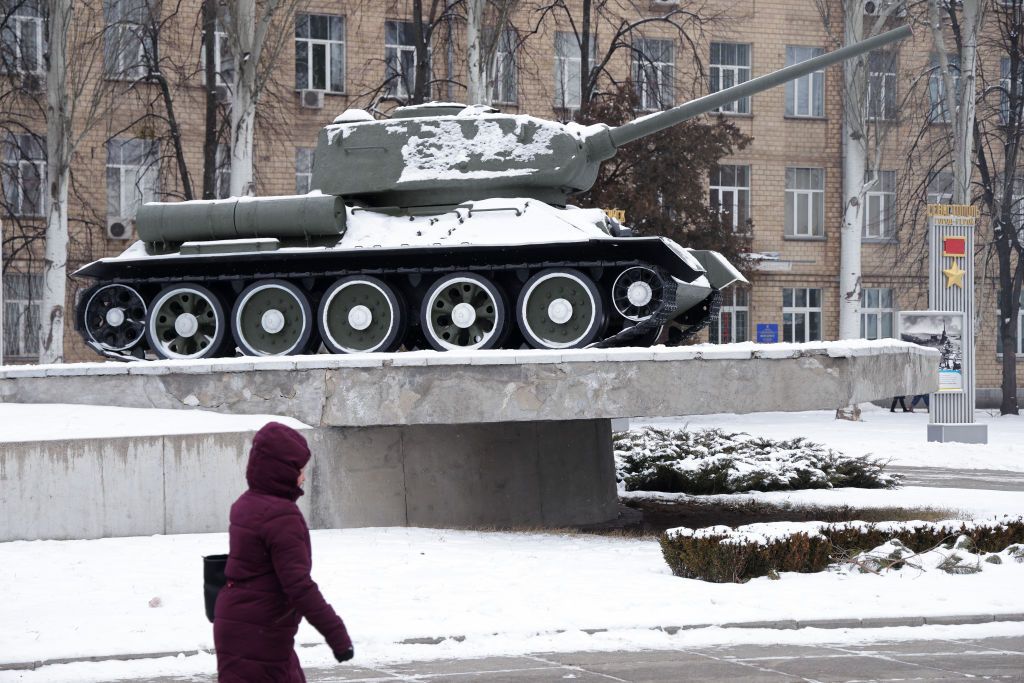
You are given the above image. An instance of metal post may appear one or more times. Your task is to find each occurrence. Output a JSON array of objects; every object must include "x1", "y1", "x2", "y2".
[{"x1": 926, "y1": 204, "x2": 988, "y2": 443}]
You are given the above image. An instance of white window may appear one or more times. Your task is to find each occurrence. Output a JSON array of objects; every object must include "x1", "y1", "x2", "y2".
[
  {"x1": 928, "y1": 53, "x2": 960, "y2": 123},
  {"x1": 634, "y1": 38, "x2": 674, "y2": 111},
  {"x1": 710, "y1": 164, "x2": 750, "y2": 232},
  {"x1": 2, "y1": 134, "x2": 45, "y2": 217},
  {"x1": 860, "y1": 287, "x2": 894, "y2": 339},
  {"x1": 1, "y1": 0, "x2": 46, "y2": 75},
  {"x1": 214, "y1": 143, "x2": 230, "y2": 199},
  {"x1": 2, "y1": 272, "x2": 41, "y2": 359},
  {"x1": 709, "y1": 42, "x2": 750, "y2": 114},
  {"x1": 200, "y1": 19, "x2": 233, "y2": 88},
  {"x1": 785, "y1": 167, "x2": 824, "y2": 237},
  {"x1": 490, "y1": 28, "x2": 517, "y2": 105},
  {"x1": 710, "y1": 287, "x2": 749, "y2": 343},
  {"x1": 554, "y1": 31, "x2": 584, "y2": 109},
  {"x1": 927, "y1": 171, "x2": 953, "y2": 205},
  {"x1": 867, "y1": 50, "x2": 896, "y2": 121},
  {"x1": 296, "y1": 14, "x2": 345, "y2": 93},
  {"x1": 785, "y1": 46, "x2": 824, "y2": 117},
  {"x1": 863, "y1": 170, "x2": 896, "y2": 239},
  {"x1": 997, "y1": 290, "x2": 1024, "y2": 355},
  {"x1": 295, "y1": 147, "x2": 314, "y2": 195},
  {"x1": 106, "y1": 138, "x2": 158, "y2": 218},
  {"x1": 103, "y1": 0, "x2": 149, "y2": 80},
  {"x1": 782, "y1": 287, "x2": 822, "y2": 343},
  {"x1": 385, "y1": 20, "x2": 417, "y2": 100},
  {"x1": 1000, "y1": 56, "x2": 1023, "y2": 125}
]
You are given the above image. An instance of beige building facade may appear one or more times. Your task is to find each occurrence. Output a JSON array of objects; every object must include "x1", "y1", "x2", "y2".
[{"x1": 0, "y1": 0, "x2": 1019, "y2": 403}]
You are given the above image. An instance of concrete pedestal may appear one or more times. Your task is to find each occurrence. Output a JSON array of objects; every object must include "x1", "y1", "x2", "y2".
[{"x1": 927, "y1": 423, "x2": 989, "y2": 444}]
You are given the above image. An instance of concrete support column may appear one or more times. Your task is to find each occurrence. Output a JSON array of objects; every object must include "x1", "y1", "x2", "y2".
[{"x1": 308, "y1": 419, "x2": 619, "y2": 529}]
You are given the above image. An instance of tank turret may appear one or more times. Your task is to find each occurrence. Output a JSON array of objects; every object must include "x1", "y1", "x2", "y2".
[{"x1": 75, "y1": 25, "x2": 911, "y2": 361}]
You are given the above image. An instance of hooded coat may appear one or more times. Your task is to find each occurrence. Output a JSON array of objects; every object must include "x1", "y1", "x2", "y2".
[{"x1": 214, "y1": 422, "x2": 352, "y2": 682}]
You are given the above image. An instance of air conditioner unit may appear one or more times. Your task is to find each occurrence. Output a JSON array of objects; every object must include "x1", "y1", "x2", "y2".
[
  {"x1": 106, "y1": 217, "x2": 134, "y2": 240},
  {"x1": 300, "y1": 89, "x2": 324, "y2": 109},
  {"x1": 213, "y1": 84, "x2": 231, "y2": 103},
  {"x1": 21, "y1": 73, "x2": 44, "y2": 93},
  {"x1": 864, "y1": 0, "x2": 907, "y2": 17}
]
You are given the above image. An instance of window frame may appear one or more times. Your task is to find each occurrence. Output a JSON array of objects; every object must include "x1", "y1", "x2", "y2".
[
  {"x1": 489, "y1": 27, "x2": 518, "y2": 105},
  {"x1": 710, "y1": 164, "x2": 750, "y2": 233},
  {"x1": 103, "y1": 0, "x2": 149, "y2": 81},
  {"x1": 860, "y1": 287, "x2": 895, "y2": 340},
  {"x1": 927, "y1": 170, "x2": 954, "y2": 205},
  {"x1": 385, "y1": 19, "x2": 418, "y2": 101},
  {"x1": 554, "y1": 31, "x2": 583, "y2": 110},
  {"x1": 784, "y1": 167, "x2": 825, "y2": 238},
  {"x1": 106, "y1": 138, "x2": 159, "y2": 219},
  {"x1": 862, "y1": 170, "x2": 896, "y2": 240},
  {"x1": 633, "y1": 37, "x2": 675, "y2": 111},
  {"x1": 785, "y1": 46, "x2": 825, "y2": 118},
  {"x1": 782, "y1": 287, "x2": 823, "y2": 343},
  {"x1": 295, "y1": 13, "x2": 346, "y2": 94},
  {"x1": 1, "y1": 2, "x2": 46, "y2": 76},
  {"x1": 710, "y1": 286, "x2": 749, "y2": 343},
  {"x1": 709, "y1": 42, "x2": 751, "y2": 114},
  {"x1": 867, "y1": 50, "x2": 897, "y2": 121},
  {"x1": 2, "y1": 133, "x2": 46, "y2": 217},
  {"x1": 295, "y1": 147, "x2": 314, "y2": 195},
  {"x1": 2, "y1": 272, "x2": 41, "y2": 360},
  {"x1": 928, "y1": 53, "x2": 960, "y2": 124}
]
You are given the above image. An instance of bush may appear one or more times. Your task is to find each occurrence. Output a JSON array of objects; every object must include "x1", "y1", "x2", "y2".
[
  {"x1": 615, "y1": 427, "x2": 899, "y2": 494},
  {"x1": 659, "y1": 516, "x2": 1024, "y2": 582}
]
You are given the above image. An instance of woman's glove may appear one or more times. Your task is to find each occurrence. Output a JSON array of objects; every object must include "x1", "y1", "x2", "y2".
[{"x1": 334, "y1": 645, "x2": 354, "y2": 663}]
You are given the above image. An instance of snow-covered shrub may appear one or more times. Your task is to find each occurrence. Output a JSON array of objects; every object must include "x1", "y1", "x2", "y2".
[
  {"x1": 615, "y1": 427, "x2": 898, "y2": 494},
  {"x1": 659, "y1": 516, "x2": 1024, "y2": 582}
]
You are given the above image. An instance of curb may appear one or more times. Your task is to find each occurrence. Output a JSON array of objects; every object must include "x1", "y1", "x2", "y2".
[{"x1": 3, "y1": 612, "x2": 1022, "y2": 672}]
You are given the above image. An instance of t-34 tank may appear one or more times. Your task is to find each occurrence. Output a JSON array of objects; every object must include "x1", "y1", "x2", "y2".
[{"x1": 74, "y1": 25, "x2": 910, "y2": 360}]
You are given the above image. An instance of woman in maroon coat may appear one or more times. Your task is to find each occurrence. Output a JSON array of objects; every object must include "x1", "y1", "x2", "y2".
[{"x1": 214, "y1": 421, "x2": 353, "y2": 682}]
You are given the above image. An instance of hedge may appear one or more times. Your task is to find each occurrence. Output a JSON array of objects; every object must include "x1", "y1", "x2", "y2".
[{"x1": 659, "y1": 517, "x2": 1024, "y2": 583}]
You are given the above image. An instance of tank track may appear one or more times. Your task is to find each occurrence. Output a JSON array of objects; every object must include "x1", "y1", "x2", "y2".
[{"x1": 79, "y1": 258, "x2": 720, "y2": 361}]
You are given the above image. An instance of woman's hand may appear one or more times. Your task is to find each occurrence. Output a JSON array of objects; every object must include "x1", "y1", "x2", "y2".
[{"x1": 334, "y1": 645, "x2": 354, "y2": 663}]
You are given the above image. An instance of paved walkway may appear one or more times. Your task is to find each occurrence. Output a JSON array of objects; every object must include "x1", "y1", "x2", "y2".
[
  {"x1": 132, "y1": 635, "x2": 1024, "y2": 682},
  {"x1": 892, "y1": 467, "x2": 1024, "y2": 491}
]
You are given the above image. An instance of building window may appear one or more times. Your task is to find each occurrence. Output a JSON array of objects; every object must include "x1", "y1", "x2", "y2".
[
  {"x1": 863, "y1": 170, "x2": 896, "y2": 239},
  {"x1": 782, "y1": 287, "x2": 822, "y2": 343},
  {"x1": 295, "y1": 14, "x2": 345, "y2": 93},
  {"x1": 709, "y1": 42, "x2": 750, "y2": 114},
  {"x1": 554, "y1": 31, "x2": 582, "y2": 109},
  {"x1": 490, "y1": 28, "x2": 517, "y2": 105},
  {"x1": 103, "y1": 0, "x2": 149, "y2": 80},
  {"x1": 2, "y1": 272, "x2": 41, "y2": 359},
  {"x1": 785, "y1": 46, "x2": 825, "y2": 117},
  {"x1": 385, "y1": 20, "x2": 417, "y2": 100},
  {"x1": 634, "y1": 38, "x2": 674, "y2": 111},
  {"x1": 201, "y1": 19, "x2": 233, "y2": 88},
  {"x1": 927, "y1": 171, "x2": 954, "y2": 205},
  {"x1": 785, "y1": 167, "x2": 824, "y2": 237},
  {"x1": 106, "y1": 138, "x2": 158, "y2": 218},
  {"x1": 997, "y1": 290, "x2": 1024, "y2": 355},
  {"x1": 710, "y1": 164, "x2": 750, "y2": 232},
  {"x1": 1, "y1": 0, "x2": 46, "y2": 76},
  {"x1": 214, "y1": 143, "x2": 230, "y2": 199},
  {"x1": 2, "y1": 134, "x2": 45, "y2": 217},
  {"x1": 295, "y1": 147, "x2": 314, "y2": 194},
  {"x1": 928, "y1": 53, "x2": 960, "y2": 123},
  {"x1": 1000, "y1": 56, "x2": 1023, "y2": 125},
  {"x1": 867, "y1": 50, "x2": 897, "y2": 121},
  {"x1": 710, "y1": 287, "x2": 749, "y2": 343},
  {"x1": 860, "y1": 287, "x2": 894, "y2": 340}
]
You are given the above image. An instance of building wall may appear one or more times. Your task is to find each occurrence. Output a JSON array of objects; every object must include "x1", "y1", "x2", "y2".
[{"x1": 1, "y1": 0, "x2": 1021, "y2": 400}]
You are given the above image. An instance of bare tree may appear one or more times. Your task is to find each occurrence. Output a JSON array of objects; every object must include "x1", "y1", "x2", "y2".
[{"x1": 465, "y1": 0, "x2": 520, "y2": 104}]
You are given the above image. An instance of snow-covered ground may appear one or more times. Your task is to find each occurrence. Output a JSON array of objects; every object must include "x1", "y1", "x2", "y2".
[
  {"x1": 635, "y1": 403, "x2": 1024, "y2": 472},
  {"x1": 1, "y1": 528, "x2": 1023, "y2": 682}
]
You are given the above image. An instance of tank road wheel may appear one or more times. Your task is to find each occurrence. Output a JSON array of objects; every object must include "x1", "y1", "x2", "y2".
[
  {"x1": 421, "y1": 272, "x2": 506, "y2": 351},
  {"x1": 146, "y1": 284, "x2": 227, "y2": 359},
  {"x1": 231, "y1": 279, "x2": 313, "y2": 356},
  {"x1": 517, "y1": 268, "x2": 604, "y2": 349},
  {"x1": 318, "y1": 276, "x2": 404, "y2": 354},
  {"x1": 612, "y1": 266, "x2": 665, "y2": 321},
  {"x1": 83, "y1": 284, "x2": 147, "y2": 352}
]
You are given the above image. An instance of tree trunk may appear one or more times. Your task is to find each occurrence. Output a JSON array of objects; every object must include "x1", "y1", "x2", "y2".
[
  {"x1": 412, "y1": 0, "x2": 431, "y2": 104},
  {"x1": 838, "y1": 2, "x2": 866, "y2": 342},
  {"x1": 202, "y1": 0, "x2": 219, "y2": 199},
  {"x1": 997, "y1": 238, "x2": 1021, "y2": 414},
  {"x1": 579, "y1": 0, "x2": 591, "y2": 116},
  {"x1": 466, "y1": 0, "x2": 485, "y2": 104},
  {"x1": 38, "y1": 0, "x2": 72, "y2": 364},
  {"x1": 229, "y1": 0, "x2": 256, "y2": 197}
]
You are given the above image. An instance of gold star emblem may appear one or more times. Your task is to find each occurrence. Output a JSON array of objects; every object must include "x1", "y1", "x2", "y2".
[{"x1": 943, "y1": 259, "x2": 966, "y2": 288}]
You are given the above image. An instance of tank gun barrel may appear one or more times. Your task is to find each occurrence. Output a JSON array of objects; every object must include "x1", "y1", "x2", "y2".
[{"x1": 602, "y1": 24, "x2": 912, "y2": 151}]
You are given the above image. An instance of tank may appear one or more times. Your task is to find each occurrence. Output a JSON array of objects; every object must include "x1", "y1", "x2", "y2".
[{"x1": 74, "y1": 26, "x2": 911, "y2": 360}]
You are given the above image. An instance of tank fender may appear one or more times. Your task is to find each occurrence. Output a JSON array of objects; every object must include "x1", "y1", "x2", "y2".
[{"x1": 686, "y1": 250, "x2": 748, "y2": 290}]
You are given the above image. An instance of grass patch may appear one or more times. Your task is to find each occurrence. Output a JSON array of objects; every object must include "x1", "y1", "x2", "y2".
[{"x1": 614, "y1": 427, "x2": 898, "y2": 494}]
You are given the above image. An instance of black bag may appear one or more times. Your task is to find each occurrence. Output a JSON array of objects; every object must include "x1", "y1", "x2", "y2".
[{"x1": 203, "y1": 554, "x2": 229, "y2": 623}]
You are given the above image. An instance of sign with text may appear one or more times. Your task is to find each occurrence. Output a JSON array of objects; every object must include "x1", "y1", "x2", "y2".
[
  {"x1": 898, "y1": 310, "x2": 964, "y2": 393},
  {"x1": 756, "y1": 323, "x2": 779, "y2": 343}
]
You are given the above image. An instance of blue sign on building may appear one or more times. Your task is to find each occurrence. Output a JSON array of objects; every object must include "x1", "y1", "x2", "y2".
[{"x1": 756, "y1": 323, "x2": 779, "y2": 344}]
